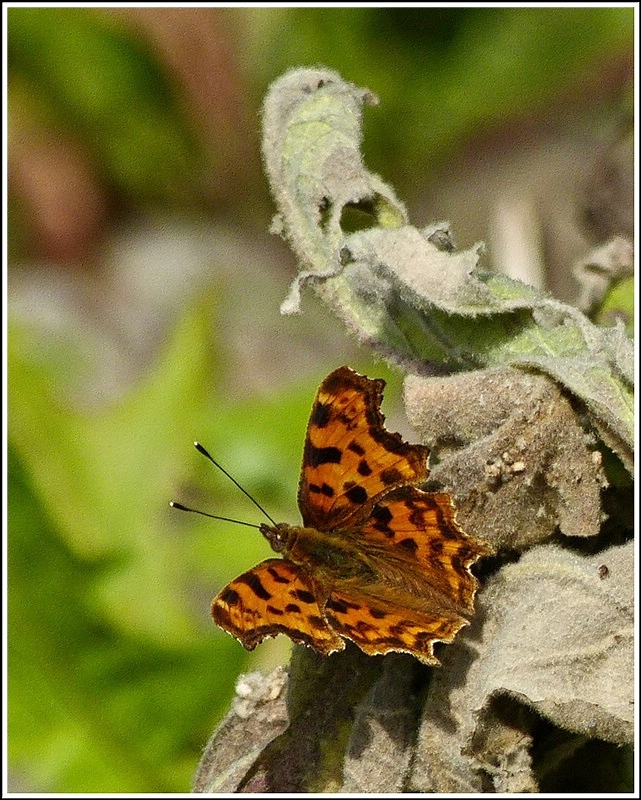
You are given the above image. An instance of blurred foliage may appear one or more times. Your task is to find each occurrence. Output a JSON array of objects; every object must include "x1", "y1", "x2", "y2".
[
  {"x1": 8, "y1": 301, "x2": 331, "y2": 791},
  {"x1": 9, "y1": 299, "x2": 397, "y2": 791},
  {"x1": 8, "y1": 445, "x2": 243, "y2": 792},
  {"x1": 8, "y1": 7, "x2": 202, "y2": 206},
  {"x1": 8, "y1": 7, "x2": 633, "y2": 218},
  {"x1": 249, "y1": 6, "x2": 633, "y2": 180},
  {"x1": 7, "y1": 4, "x2": 633, "y2": 793},
  {"x1": 594, "y1": 276, "x2": 635, "y2": 336}
]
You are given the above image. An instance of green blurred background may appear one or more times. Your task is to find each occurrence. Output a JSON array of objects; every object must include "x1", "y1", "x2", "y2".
[{"x1": 7, "y1": 6, "x2": 633, "y2": 792}]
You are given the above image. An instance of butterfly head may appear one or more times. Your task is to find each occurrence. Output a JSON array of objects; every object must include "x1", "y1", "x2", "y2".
[{"x1": 259, "y1": 522, "x2": 296, "y2": 554}]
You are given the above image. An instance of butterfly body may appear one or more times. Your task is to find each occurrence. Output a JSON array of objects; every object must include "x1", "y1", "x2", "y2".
[
  {"x1": 261, "y1": 522, "x2": 376, "y2": 582},
  {"x1": 211, "y1": 366, "x2": 490, "y2": 665}
]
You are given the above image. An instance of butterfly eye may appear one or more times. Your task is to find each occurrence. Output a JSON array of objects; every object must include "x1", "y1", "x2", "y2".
[
  {"x1": 273, "y1": 527, "x2": 288, "y2": 551},
  {"x1": 261, "y1": 523, "x2": 291, "y2": 553}
]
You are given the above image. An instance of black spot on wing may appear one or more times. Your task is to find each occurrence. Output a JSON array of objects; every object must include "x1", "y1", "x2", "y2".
[
  {"x1": 357, "y1": 460, "x2": 372, "y2": 476},
  {"x1": 398, "y1": 537, "x2": 419, "y2": 554},
  {"x1": 326, "y1": 597, "x2": 361, "y2": 615},
  {"x1": 219, "y1": 587, "x2": 241, "y2": 606},
  {"x1": 370, "y1": 504, "x2": 394, "y2": 536},
  {"x1": 348, "y1": 440, "x2": 365, "y2": 456},
  {"x1": 291, "y1": 589, "x2": 316, "y2": 604},
  {"x1": 309, "y1": 482, "x2": 335, "y2": 497},
  {"x1": 380, "y1": 467, "x2": 403, "y2": 485},
  {"x1": 430, "y1": 540, "x2": 444, "y2": 555},
  {"x1": 308, "y1": 445, "x2": 342, "y2": 466},
  {"x1": 380, "y1": 636, "x2": 407, "y2": 650},
  {"x1": 238, "y1": 572, "x2": 272, "y2": 601},
  {"x1": 267, "y1": 566, "x2": 291, "y2": 584},
  {"x1": 344, "y1": 484, "x2": 368, "y2": 504},
  {"x1": 310, "y1": 401, "x2": 332, "y2": 428},
  {"x1": 389, "y1": 621, "x2": 413, "y2": 637},
  {"x1": 408, "y1": 505, "x2": 425, "y2": 529}
]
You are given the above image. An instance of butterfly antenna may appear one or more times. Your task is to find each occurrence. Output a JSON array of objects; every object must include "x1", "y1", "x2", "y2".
[
  {"x1": 193, "y1": 441, "x2": 277, "y2": 526},
  {"x1": 169, "y1": 502, "x2": 261, "y2": 529}
]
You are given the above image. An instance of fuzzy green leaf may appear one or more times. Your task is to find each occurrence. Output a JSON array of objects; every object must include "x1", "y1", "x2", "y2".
[{"x1": 262, "y1": 68, "x2": 634, "y2": 472}]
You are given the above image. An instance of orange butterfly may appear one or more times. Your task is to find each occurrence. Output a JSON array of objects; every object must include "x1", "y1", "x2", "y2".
[{"x1": 177, "y1": 366, "x2": 489, "y2": 665}]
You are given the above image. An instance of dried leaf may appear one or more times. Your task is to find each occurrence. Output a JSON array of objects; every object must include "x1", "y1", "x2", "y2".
[
  {"x1": 410, "y1": 541, "x2": 633, "y2": 791},
  {"x1": 192, "y1": 667, "x2": 289, "y2": 793},
  {"x1": 404, "y1": 367, "x2": 607, "y2": 548},
  {"x1": 342, "y1": 655, "x2": 424, "y2": 792}
]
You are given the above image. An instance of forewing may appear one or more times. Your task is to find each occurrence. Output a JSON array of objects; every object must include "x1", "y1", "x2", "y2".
[
  {"x1": 298, "y1": 366, "x2": 430, "y2": 530},
  {"x1": 211, "y1": 558, "x2": 344, "y2": 655}
]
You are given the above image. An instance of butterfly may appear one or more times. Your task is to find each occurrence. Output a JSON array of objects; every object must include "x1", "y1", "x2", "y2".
[{"x1": 177, "y1": 366, "x2": 489, "y2": 665}]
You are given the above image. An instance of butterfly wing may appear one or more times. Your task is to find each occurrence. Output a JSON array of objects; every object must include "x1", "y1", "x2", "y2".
[
  {"x1": 323, "y1": 487, "x2": 490, "y2": 663},
  {"x1": 355, "y1": 486, "x2": 491, "y2": 613},
  {"x1": 298, "y1": 366, "x2": 430, "y2": 530},
  {"x1": 211, "y1": 558, "x2": 345, "y2": 655},
  {"x1": 325, "y1": 585, "x2": 467, "y2": 666}
]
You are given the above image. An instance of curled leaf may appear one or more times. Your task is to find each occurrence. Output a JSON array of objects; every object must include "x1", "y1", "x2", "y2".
[{"x1": 263, "y1": 68, "x2": 634, "y2": 473}]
